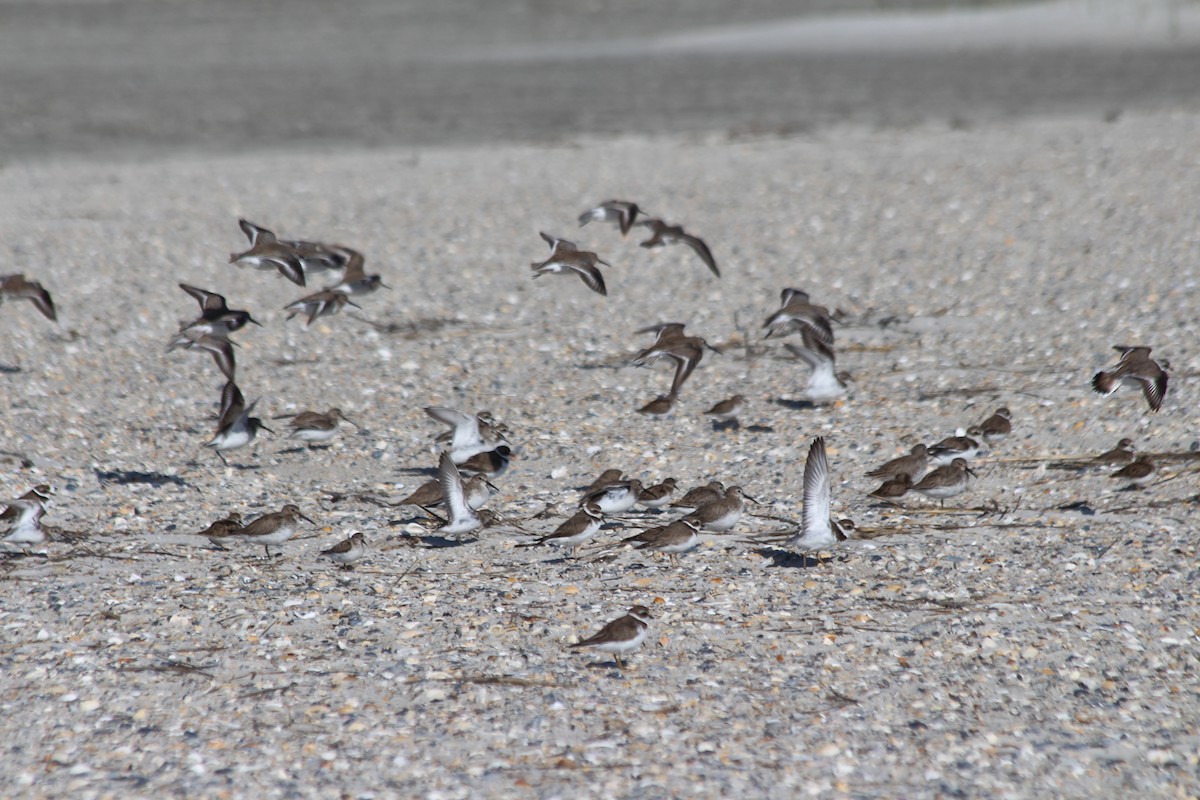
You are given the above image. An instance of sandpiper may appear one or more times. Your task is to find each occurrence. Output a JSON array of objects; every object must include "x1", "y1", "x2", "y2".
[
  {"x1": 170, "y1": 331, "x2": 237, "y2": 381},
  {"x1": 284, "y1": 290, "x2": 360, "y2": 326},
  {"x1": 868, "y1": 473, "x2": 912, "y2": 503},
  {"x1": 530, "y1": 232, "x2": 609, "y2": 296},
  {"x1": 1111, "y1": 456, "x2": 1155, "y2": 489},
  {"x1": 205, "y1": 385, "x2": 271, "y2": 466},
  {"x1": 1, "y1": 499, "x2": 48, "y2": 545},
  {"x1": 704, "y1": 395, "x2": 745, "y2": 430},
  {"x1": 865, "y1": 444, "x2": 928, "y2": 482},
  {"x1": 173, "y1": 284, "x2": 259, "y2": 340},
  {"x1": 637, "y1": 394, "x2": 676, "y2": 417},
  {"x1": 435, "y1": 451, "x2": 490, "y2": 537},
  {"x1": 193, "y1": 512, "x2": 243, "y2": 539},
  {"x1": 320, "y1": 531, "x2": 367, "y2": 568},
  {"x1": 632, "y1": 322, "x2": 719, "y2": 397},
  {"x1": 670, "y1": 480, "x2": 725, "y2": 513},
  {"x1": 329, "y1": 250, "x2": 388, "y2": 296},
  {"x1": 229, "y1": 504, "x2": 314, "y2": 558},
  {"x1": 570, "y1": 605, "x2": 652, "y2": 671},
  {"x1": 927, "y1": 435, "x2": 983, "y2": 466},
  {"x1": 0, "y1": 274, "x2": 57, "y2": 322},
  {"x1": 784, "y1": 332, "x2": 849, "y2": 404},
  {"x1": 684, "y1": 486, "x2": 752, "y2": 532},
  {"x1": 637, "y1": 478, "x2": 679, "y2": 510},
  {"x1": 622, "y1": 518, "x2": 702, "y2": 564},
  {"x1": 789, "y1": 436, "x2": 852, "y2": 552},
  {"x1": 237, "y1": 219, "x2": 357, "y2": 276},
  {"x1": 974, "y1": 407, "x2": 1012, "y2": 442},
  {"x1": 582, "y1": 469, "x2": 625, "y2": 493},
  {"x1": 456, "y1": 445, "x2": 512, "y2": 479},
  {"x1": 578, "y1": 200, "x2": 648, "y2": 236},
  {"x1": 1092, "y1": 345, "x2": 1169, "y2": 412},
  {"x1": 1093, "y1": 438, "x2": 1136, "y2": 467},
  {"x1": 524, "y1": 503, "x2": 604, "y2": 557},
  {"x1": 636, "y1": 219, "x2": 719, "y2": 277},
  {"x1": 287, "y1": 408, "x2": 358, "y2": 444},
  {"x1": 0, "y1": 485, "x2": 52, "y2": 523},
  {"x1": 580, "y1": 479, "x2": 644, "y2": 515},
  {"x1": 425, "y1": 406, "x2": 511, "y2": 463},
  {"x1": 392, "y1": 474, "x2": 496, "y2": 513},
  {"x1": 911, "y1": 458, "x2": 976, "y2": 507},
  {"x1": 762, "y1": 288, "x2": 833, "y2": 345},
  {"x1": 229, "y1": 228, "x2": 306, "y2": 286}
]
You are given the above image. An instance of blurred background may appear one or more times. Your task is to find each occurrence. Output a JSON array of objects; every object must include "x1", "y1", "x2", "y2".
[{"x1": 2, "y1": 0, "x2": 1198, "y2": 162}]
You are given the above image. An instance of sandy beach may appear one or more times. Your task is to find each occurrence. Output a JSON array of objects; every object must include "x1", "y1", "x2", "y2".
[{"x1": 3, "y1": 1, "x2": 1200, "y2": 798}]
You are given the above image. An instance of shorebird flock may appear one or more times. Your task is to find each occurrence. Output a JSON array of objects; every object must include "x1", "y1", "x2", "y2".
[{"x1": 0, "y1": 200, "x2": 1184, "y2": 670}]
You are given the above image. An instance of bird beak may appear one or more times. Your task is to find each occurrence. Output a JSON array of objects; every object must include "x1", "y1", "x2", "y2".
[
  {"x1": 743, "y1": 492, "x2": 762, "y2": 505},
  {"x1": 248, "y1": 316, "x2": 263, "y2": 327},
  {"x1": 300, "y1": 513, "x2": 316, "y2": 525},
  {"x1": 344, "y1": 416, "x2": 361, "y2": 429},
  {"x1": 260, "y1": 424, "x2": 275, "y2": 434}
]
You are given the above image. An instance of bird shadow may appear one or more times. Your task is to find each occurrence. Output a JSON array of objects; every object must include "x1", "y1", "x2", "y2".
[
  {"x1": 755, "y1": 546, "x2": 833, "y2": 569},
  {"x1": 772, "y1": 398, "x2": 819, "y2": 411},
  {"x1": 96, "y1": 469, "x2": 193, "y2": 489},
  {"x1": 277, "y1": 445, "x2": 332, "y2": 455}
]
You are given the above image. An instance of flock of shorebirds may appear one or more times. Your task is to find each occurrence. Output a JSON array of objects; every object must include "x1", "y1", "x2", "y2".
[{"x1": 0, "y1": 198, "x2": 1179, "y2": 669}]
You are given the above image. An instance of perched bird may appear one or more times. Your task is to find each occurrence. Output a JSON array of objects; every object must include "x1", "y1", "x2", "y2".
[
  {"x1": 582, "y1": 469, "x2": 625, "y2": 493},
  {"x1": 578, "y1": 200, "x2": 647, "y2": 236},
  {"x1": 865, "y1": 444, "x2": 928, "y2": 482},
  {"x1": 636, "y1": 219, "x2": 719, "y2": 277},
  {"x1": 762, "y1": 288, "x2": 833, "y2": 345},
  {"x1": 569, "y1": 605, "x2": 652, "y2": 671},
  {"x1": 1092, "y1": 345, "x2": 1169, "y2": 412},
  {"x1": 205, "y1": 384, "x2": 271, "y2": 466},
  {"x1": 868, "y1": 473, "x2": 912, "y2": 504},
  {"x1": 911, "y1": 458, "x2": 976, "y2": 507},
  {"x1": 1092, "y1": 438, "x2": 1136, "y2": 467},
  {"x1": 622, "y1": 518, "x2": 702, "y2": 564},
  {"x1": 287, "y1": 408, "x2": 358, "y2": 444},
  {"x1": 632, "y1": 322, "x2": 718, "y2": 398},
  {"x1": 704, "y1": 395, "x2": 745, "y2": 430},
  {"x1": 784, "y1": 332, "x2": 849, "y2": 404},
  {"x1": 579, "y1": 479, "x2": 644, "y2": 515},
  {"x1": 1111, "y1": 456, "x2": 1156, "y2": 489},
  {"x1": 637, "y1": 478, "x2": 679, "y2": 510},
  {"x1": 435, "y1": 451, "x2": 490, "y2": 537},
  {"x1": 671, "y1": 480, "x2": 725, "y2": 513},
  {"x1": 320, "y1": 532, "x2": 367, "y2": 568},
  {"x1": 0, "y1": 274, "x2": 57, "y2": 322},
  {"x1": 193, "y1": 512, "x2": 243, "y2": 539},
  {"x1": 229, "y1": 504, "x2": 314, "y2": 558},
  {"x1": 530, "y1": 232, "x2": 609, "y2": 296},
  {"x1": 637, "y1": 394, "x2": 676, "y2": 417},
  {"x1": 974, "y1": 407, "x2": 1012, "y2": 442},
  {"x1": 284, "y1": 290, "x2": 360, "y2": 326},
  {"x1": 523, "y1": 503, "x2": 604, "y2": 557},
  {"x1": 789, "y1": 436, "x2": 852, "y2": 552},
  {"x1": 425, "y1": 406, "x2": 511, "y2": 463},
  {"x1": 684, "y1": 486, "x2": 752, "y2": 532},
  {"x1": 927, "y1": 435, "x2": 983, "y2": 466}
]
